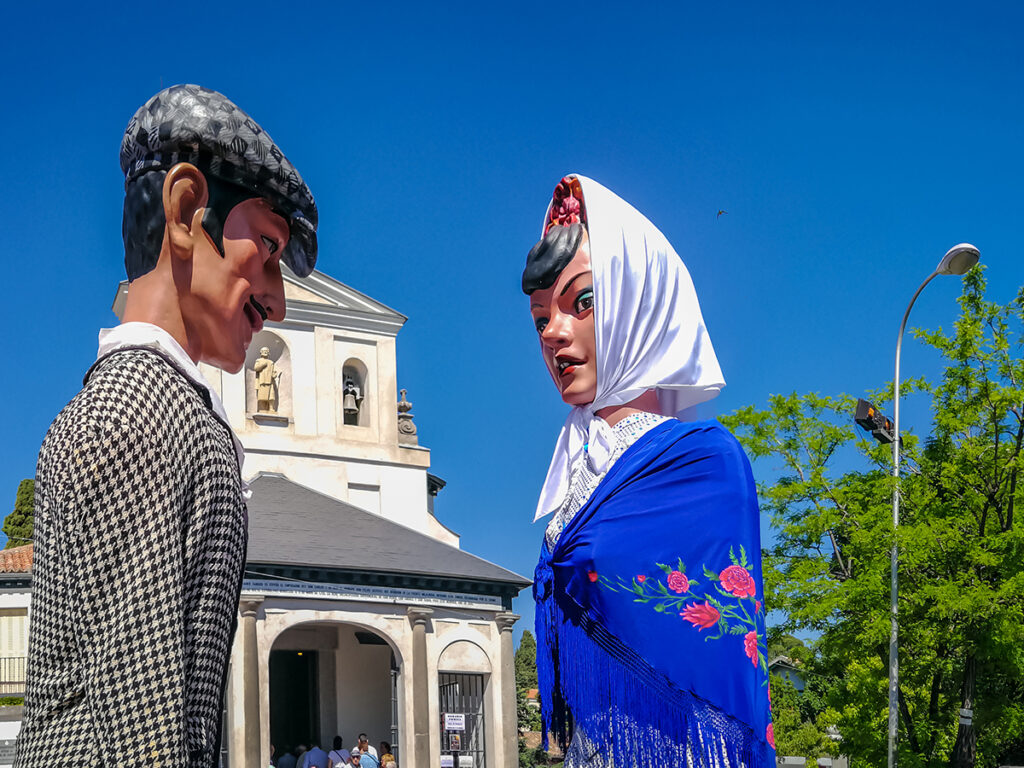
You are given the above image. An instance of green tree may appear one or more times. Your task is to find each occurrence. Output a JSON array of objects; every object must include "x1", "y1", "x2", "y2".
[
  {"x1": 767, "y1": 633, "x2": 812, "y2": 665},
  {"x1": 515, "y1": 630, "x2": 538, "y2": 691},
  {"x1": 722, "y1": 270, "x2": 1024, "y2": 768},
  {"x1": 770, "y1": 675, "x2": 840, "y2": 761},
  {"x1": 515, "y1": 631, "x2": 542, "y2": 732},
  {"x1": 4, "y1": 479, "x2": 34, "y2": 549}
]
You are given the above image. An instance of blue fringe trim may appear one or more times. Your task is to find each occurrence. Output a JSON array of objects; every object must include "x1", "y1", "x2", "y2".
[{"x1": 537, "y1": 585, "x2": 773, "y2": 768}]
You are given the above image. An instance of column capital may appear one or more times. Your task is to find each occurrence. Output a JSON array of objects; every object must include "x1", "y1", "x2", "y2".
[
  {"x1": 495, "y1": 612, "x2": 520, "y2": 633},
  {"x1": 240, "y1": 594, "x2": 264, "y2": 617},
  {"x1": 407, "y1": 606, "x2": 434, "y2": 627}
]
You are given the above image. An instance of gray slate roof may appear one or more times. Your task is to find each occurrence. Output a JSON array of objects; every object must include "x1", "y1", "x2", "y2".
[{"x1": 246, "y1": 473, "x2": 530, "y2": 587}]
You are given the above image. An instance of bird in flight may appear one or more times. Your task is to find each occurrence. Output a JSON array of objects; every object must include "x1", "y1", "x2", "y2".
[{"x1": 716, "y1": 210, "x2": 727, "y2": 219}]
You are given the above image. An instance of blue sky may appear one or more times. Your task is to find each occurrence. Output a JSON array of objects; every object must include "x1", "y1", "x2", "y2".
[{"x1": 2, "y1": 2, "x2": 1021, "y2": 642}]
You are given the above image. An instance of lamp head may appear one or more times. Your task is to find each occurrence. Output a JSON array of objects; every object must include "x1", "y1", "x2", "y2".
[{"x1": 936, "y1": 243, "x2": 980, "y2": 276}]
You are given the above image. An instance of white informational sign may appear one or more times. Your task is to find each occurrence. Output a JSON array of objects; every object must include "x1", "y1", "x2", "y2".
[
  {"x1": 440, "y1": 756, "x2": 454, "y2": 768},
  {"x1": 242, "y1": 579, "x2": 503, "y2": 611},
  {"x1": 444, "y1": 713, "x2": 466, "y2": 731}
]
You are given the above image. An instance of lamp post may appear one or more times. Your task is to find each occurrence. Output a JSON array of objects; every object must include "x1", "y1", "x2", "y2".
[{"x1": 887, "y1": 243, "x2": 980, "y2": 768}]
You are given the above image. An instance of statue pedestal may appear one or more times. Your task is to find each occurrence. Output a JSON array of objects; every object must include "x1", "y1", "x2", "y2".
[{"x1": 249, "y1": 412, "x2": 291, "y2": 427}]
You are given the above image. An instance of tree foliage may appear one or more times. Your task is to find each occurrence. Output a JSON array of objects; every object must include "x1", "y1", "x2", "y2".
[
  {"x1": 515, "y1": 631, "x2": 542, "y2": 733},
  {"x1": 515, "y1": 630, "x2": 538, "y2": 691},
  {"x1": 4, "y1": 479, "x2": 34, "y2": 550},
  {"x1": 770, "y1": 675, "x2": 840, "y2": 761},
  {"x1": 723, "y1": 269, "x2": 1024, "y2": 768}
]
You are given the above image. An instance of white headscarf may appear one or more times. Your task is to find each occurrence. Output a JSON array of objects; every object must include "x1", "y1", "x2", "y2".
[{"x1": 533, "y1": 175, "x2": 725, "y2": 521}]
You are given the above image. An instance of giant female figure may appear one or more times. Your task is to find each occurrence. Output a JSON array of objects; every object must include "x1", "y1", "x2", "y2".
[{"x1": 524, "y1": 175, "x2": 774, "y2": 767}]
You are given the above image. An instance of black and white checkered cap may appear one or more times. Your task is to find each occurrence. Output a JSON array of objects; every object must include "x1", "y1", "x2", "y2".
[{"x1": 120, "y1": 84, "x2": 318, "y2": 277}]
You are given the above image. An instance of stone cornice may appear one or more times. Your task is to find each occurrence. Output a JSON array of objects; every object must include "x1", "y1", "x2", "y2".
[
  {"x1": 245, "y1": 562, "x2": 525, "y2": 609},
  {"x1": 495, "y1": 612, "x2": 520, "y2": 633}
]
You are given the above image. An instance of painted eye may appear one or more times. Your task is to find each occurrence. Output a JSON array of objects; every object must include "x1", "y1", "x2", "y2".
[
  {"x1": 535, "y1": 317, "x2": 549, "y2": 333},
  {"x1": 574, "y1": 289, "x2": 594, "y2": 314},
  {"x1": 261, "y1": 235, "x2": 279, "y2": 256}
]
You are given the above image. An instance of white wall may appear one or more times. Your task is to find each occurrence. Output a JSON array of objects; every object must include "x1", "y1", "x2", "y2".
[{"x1": 333, "y1": 625, "x2": 394, "y2": 748}]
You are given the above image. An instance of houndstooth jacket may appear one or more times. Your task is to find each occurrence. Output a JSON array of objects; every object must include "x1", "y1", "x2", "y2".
[{"x1": 15, "y1": 348, "x2": 248, "y2": 768}]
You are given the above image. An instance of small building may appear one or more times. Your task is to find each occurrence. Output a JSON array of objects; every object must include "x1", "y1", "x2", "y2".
[
  {"x1": 0, "y1": 267, "x2": 531, "y2": 768},
  {"x1": 768, "y1": 655, "x2": 806, "y2": 693}
]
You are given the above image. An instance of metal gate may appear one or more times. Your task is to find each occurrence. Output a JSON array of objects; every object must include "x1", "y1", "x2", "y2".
[
  {"x1": 390, "y1": 654, "x2": 401, "y2": 763},
  {"x1": 438, "y1": 672, "x2": 487, "y2": 768}
]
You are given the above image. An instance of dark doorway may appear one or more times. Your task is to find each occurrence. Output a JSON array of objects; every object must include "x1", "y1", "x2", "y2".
[{"x1": 270, "y1": 649, "x2": 320, "y2": 753}]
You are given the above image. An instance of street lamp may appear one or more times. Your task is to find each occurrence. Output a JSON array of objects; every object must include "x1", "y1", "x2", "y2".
[{"x1": 887, "y1": 243, "x2": 980, "y2": 768}]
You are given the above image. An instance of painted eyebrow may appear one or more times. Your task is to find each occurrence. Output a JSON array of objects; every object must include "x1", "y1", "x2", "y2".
[{"x1": 559, "y1": 271, "x2": 593, "y2": 298}]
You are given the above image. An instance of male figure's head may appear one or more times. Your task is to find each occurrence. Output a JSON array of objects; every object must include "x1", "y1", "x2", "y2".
[{"x1": 119, "y1": 84, "x2": 318, "y2": 373}]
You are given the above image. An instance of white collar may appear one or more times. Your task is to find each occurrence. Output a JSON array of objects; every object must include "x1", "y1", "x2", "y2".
[{"x1": 96, "y1": 322, "x2": 250, "y2": 499}]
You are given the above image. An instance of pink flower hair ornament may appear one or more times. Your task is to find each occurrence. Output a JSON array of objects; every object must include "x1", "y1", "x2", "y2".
[{"x1": 545, "y1": 176, "x2": 588, "y2": 234}]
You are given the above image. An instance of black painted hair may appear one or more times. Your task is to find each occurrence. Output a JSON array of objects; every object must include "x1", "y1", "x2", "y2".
[
  {"x1": 521, "y1": 222, "x2": 584, "y2": 295},
  {"x1": 122, "y1": 170, "x2": 167, "y2": 280},
  {"x1": 122, "y1": 169, "x2": 259, "y2": 281}
]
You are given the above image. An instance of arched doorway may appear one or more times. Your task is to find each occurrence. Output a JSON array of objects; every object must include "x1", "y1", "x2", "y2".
[{"x1": 270, "y1": 621, "x2": 402, "y2": 762}]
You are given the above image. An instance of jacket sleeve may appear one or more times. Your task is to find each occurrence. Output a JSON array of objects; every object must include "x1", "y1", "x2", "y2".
[{"x1": 55, "y1": 419, "x2": 189, "y2": 763}]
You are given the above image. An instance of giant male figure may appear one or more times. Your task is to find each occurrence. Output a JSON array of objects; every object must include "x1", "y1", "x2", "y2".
[{"x1": 15, "y1": 85, "x2": 317, "y2": 767}]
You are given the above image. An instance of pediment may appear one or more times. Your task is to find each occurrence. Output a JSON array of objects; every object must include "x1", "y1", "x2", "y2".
[{"x1": 280, "y1": 266, "x2": 408, "y2": 336}]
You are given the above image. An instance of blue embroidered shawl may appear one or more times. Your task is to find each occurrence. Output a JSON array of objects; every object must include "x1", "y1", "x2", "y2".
[{"x1": 534, "y1": 420, "x2": 775, "y2": 767}]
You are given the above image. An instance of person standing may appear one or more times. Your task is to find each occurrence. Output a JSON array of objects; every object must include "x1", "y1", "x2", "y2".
[
  {"x1": 350, "y1": 735, "x2": 378, "y2": 760},
  {"x1": 328, "y1": 736, "x2": 350, "y2": 767},
  {"x1": 278, "y1": 747, "x2": 299, "y2": 768},
  {"x1": 14, "y1": 84, "x2": 318, "y2": 767},
  {"x1": 303, "y1": 743, "x2": 329, "y2": 768}
]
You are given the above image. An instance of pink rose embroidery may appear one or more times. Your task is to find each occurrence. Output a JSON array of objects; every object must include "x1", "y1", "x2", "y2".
[
  {"x1": 587, "y1": 570, "x2": 599, "y2": 583},
  {"x1": 667, "y1": 570, "x2": 689, "y2": 594},
  {"x1": 681, "y1": 602, "x2": 720, "y2": 630},
  {"x1": 744, "y1": 630, "x2": 758, "y2": 666},
  {"x1": 766, "y1": 723, "x2": 775, "y2": 749},
  {"x1": 636, "y1": 574, "x2": 646, "y2": 583},
  {"x1": 720, "y1": 564, "x2": 757, "y2": 599},
  {"x1": 755, "y1": 600, "x2": 762, "y2": 613}
]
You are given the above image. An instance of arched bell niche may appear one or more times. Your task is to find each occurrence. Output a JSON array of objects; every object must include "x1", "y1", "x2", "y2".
[
  {"x1": 341, "y1": 357, "x2": 369, "y2": 427},
  {"x1": 245, "y1": 331, "x2": 292, "y2": 419}
]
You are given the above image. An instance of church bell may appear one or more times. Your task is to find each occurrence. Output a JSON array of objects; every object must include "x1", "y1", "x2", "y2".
[{"x1": 343, "y1": 391, "x2": 359, "y2": 415}]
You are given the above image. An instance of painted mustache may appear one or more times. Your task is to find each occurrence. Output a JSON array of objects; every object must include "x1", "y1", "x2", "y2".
[{"x1": 249, "y1": 296, "x2": 268, "y2": 321}]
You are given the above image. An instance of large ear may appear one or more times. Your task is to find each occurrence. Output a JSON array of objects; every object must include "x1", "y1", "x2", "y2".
[{"x1": 162, "y1": 163, "x2": 210, "y2": 261}]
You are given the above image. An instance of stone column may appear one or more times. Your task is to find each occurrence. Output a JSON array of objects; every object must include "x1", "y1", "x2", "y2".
[
  {"x1": 408, "y1": 607, "x2": 434, "y2": 768},
  {"x1": 495, "y1": 613, "x2": 521, "y2": 768},
  {"x1": 240, "y1": 596, "x2": 264, "y2": 768}
]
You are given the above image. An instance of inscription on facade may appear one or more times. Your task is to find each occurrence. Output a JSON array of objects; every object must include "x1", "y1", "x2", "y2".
[{"x1": 243, "y1": 579, "x2": 503, "y2": 611}]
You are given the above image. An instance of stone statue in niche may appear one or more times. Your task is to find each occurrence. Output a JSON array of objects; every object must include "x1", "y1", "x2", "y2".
[{"x1": 253, "y1": 347, "x2": 281, "y2": 413}]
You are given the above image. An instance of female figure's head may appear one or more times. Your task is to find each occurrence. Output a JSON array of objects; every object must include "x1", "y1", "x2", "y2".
[
  {"x1": 525, "y1": 222, "x2": 597, "y2": 406},
  {"x1": 522, "y1": 174, "x2": 724, "y2": 420}
]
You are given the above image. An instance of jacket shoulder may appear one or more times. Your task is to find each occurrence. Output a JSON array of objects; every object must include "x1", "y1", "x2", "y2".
[{"x1": 42, "y1": 350, "x2": 215, "y2": 461}]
